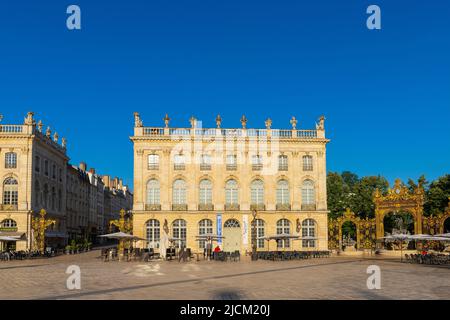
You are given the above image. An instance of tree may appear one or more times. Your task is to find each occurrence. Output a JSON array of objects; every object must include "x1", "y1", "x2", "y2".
[
  {"x1": 348, "y1": 175, "x2": 389, "y2": 218},
  {"x1": 424, "y1": 174, "x2": 450, "y2": 216},
  {"x1": 326, "y1": 172, "x2": 346, "y2": 219}
]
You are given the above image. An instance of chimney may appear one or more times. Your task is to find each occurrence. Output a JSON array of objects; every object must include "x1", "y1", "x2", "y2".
[
  {"x1": 103, "y1": 175, "x2": 111, "y2": 188},
  {"x1": 79, "y1": 162, "x2": 87, "y2": 172}
]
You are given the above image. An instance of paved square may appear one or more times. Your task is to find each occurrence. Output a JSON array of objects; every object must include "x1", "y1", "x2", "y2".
[{"x1": 1, "y1": 250, "x2": 449, "y2": 300}]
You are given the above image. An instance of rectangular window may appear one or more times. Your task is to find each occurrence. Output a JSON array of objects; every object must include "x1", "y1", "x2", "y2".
[
  {"x1": 226, "y1": 155, "x2": 237, "y2": 170},
  {"x1": 303, "y1": 156, "x2": 313, "y2": 171},
  {"x1": 200, "y1": 154, "x2": 211, "y2": 170},
  {"x1": 44, "y1": 160, "x2": 49, "y2": 176},
  {"x1": 148, "y1": 154, "x2": 159, "y2": 170},
  {"x1": 252, "y1": 155, "x2": 263, "y2": 170},
  {"x1": 174, "y1": 154, "x2": 185, "y2": 170},
  {"x1": 278, "y1": 155, "x2": 288, "y2": 171},
  {"x1": 5, "y1": 153, "x2": 17, "y2": 169},
  {"x1": 35, "y1": 156, "x2": 40, "y2": 173},
  {"x1": 52, "y1": 164, "x2": 56, "y2": 179}
]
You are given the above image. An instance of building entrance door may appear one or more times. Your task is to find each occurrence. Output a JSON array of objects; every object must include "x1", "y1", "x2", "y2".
[{"x1": 223, "y1": 219, "x2": 241, "y2": 252}]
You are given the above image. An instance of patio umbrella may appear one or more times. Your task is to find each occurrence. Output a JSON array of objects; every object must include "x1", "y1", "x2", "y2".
[
  {"x1": 98, "y1": 232, "x2": 140, "y2": 239},
  {"x1": 435, "y1": 233, "x2": 450, "y2": 238}
]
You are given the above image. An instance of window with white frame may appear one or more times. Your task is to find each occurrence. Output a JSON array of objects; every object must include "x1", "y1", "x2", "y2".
[
  {"x1": 250, "y1": 179, "x2": 264, "y2": 205},
  {"x1": 226, "y1": 154, "x2": 237, "y2": 170},
  {"x1": 3, "y1": 177, "x2": 18, "y2": 205},
  {"x1": 251, "y1": 219, "x2": 265, "y2": 248},
  {"x1": 5, "y1": 152, "x2": 17, "y2": 169},
  {"x1": 225, "y1": 179, "x2": 238, "y2": 205},
  {"x1": 278, "y1": 155, "x2": 288, "y2": 171},
  {"x1": 302, "y1": 219, "x2": 316, "y2": 248},
  {"x1": 276, "y1": 219, "x2": 291, "y2": 248},
  {"x1": 148, "y1": 154, "x2": 159, "y2": 170},
  {"x1": 172, "y1": 219, "x2": 187, "y2": 248},
  {"x1": 276, "y1": 180, "x2": 290, "y2": 205},
  {"x1": 199, "y1": 179, "x2": 212, "y2": 205},
  {"x1": 200, "y1": 154, "x2": 211, "y2": 170},
  {"x1": 198, "y1": 219, "x2": 213, "y2": 249},
  {"x1": 252, "y1": 154, "x2": 263, "y2": 170},
  {"x1": 1, "y1": 219, "x2": 17, "y2": 228},
  {"x1": 146, "y1": 219, "x2": 160, "y2": 248},
  {"x1": 172, "y1": 179, "x2": 187, "y2": 204},
  {"x1": 303, "y1": 155, "x2": 313, "y2": 171},
  {"x1": 302, "y1": 179, "x2": 315, "y2": 205},
  {"x1": 147, "y1": 179, "x2": 160, "y2": 204},
  {"x1": 174, "y1": 154, "x2": 185, "y2": 170}
]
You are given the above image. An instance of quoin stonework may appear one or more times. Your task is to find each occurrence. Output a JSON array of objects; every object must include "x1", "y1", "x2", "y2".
[
  {"x1": 0, "y1": 112, "x2": 133, "y2": 251},
  {"x1": 131, "y1": 113, "x2": 330, "y2": 253}
]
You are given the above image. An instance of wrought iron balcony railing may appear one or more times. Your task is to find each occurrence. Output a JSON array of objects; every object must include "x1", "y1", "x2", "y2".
[
  {"x1": 276, "y1": 203, "x2": 291, "y2": 211},
  {"x1": 250, "y1": 204, "x2": 266, "y2": 211},
  {"x1": 172, "y1": 204, "x2": 188, "y2": 211},
  {"x1": 225, "y1": 204, "x2": 240, "y2": 211},
  {"x1": 278, "y1": 164, "x2": 288, "y2": 171},
  {"x1": 148, "y1": 164, "x2": 159, "y2": 170},
  {"x1": 198, "y1": 204, "x2": 214, "y2": 211},
  {"x1": 252, "y1": 164, "x2": 263, "y2": 171},
  {"x1": 301, "y1": 204, "x2": 317, "y2": 211},
  {"x1": 145, "y1": 204, "x2": 161, "y2": 211},
  {"x1": 200, "y1": 164, "x2": 211, "y2": 170},
  {"x1": 174, "y1": 164, "x2": 185, "y2": 170},
  {"x1": 226, "y1": 164, "x2": 237, "y2": 171},
  {"x1": 0, "y1": 204, "x2": 18, "y2": 211}
]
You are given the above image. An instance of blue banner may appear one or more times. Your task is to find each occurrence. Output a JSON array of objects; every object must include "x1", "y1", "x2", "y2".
[{"x1": 216, "y1": 213, "x2": 222, "y2": 246}]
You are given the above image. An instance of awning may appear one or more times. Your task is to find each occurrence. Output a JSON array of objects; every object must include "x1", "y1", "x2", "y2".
[
  {"x1": 0, "y1": 231, "x2": 26, "y2": 239},
  {"x1": 45, "y1": 231, "x2": 69, "y2": 238}
]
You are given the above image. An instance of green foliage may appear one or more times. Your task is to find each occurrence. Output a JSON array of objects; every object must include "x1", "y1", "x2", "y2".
[{"x1": 327, "y1": 172, "x2": 449, "y2": 219}]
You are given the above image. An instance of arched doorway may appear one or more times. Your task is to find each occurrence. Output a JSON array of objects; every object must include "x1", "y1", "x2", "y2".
[
  {"x1": 444, "y1": 218, "x2": 450, "y2": 233},
  {"x1": 341, "y1": 221, "x2": 357, "y2": 251},
  {"x1": 223, "y1": 219, "x2": 241, "y2": 252},
  {"x1": 383, "y1": 211, "x2": 415, "y2": 250}
]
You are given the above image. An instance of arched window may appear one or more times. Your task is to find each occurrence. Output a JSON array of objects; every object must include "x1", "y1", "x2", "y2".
[
  {"x1": 172, "y1": 179, "x2": 187, "y2": 205},
  {"x1": 302, "y1": 219, "x2": 316, "y2": 248},
  {"x1": 225, "y1": 179, "x2": 238, "y2": 205},
  {"x1": 146, "y1": 179, "x2": 160, "y2": 205},
  {"x1": 1, "y1": 219, "x2": 17, "y2": 229},
  {"x1": 303, "y1": 155, "x2": 313, "y2": 171},
  {"x1": 5, "y1": 152, "x2": 17, "y2": 169},
  {"x1": 199, "y1": 179, "x2": 212, "y2": 205},
  {"x1": 198, "y1": 219, "x2": 213, "y2": 249},
  {"x1": 34, "y1": 180, "x2": 40, "y2": 207},
  {"x1": 3, "y1": 178, "x2": 18, "y2": 205},
  {"x1": 250, "y1": 179, "x2": 264, "y2": 205},
  {"x1": 146, "y1": 219, "x2": 160, "y2": 248},
  {"x1": 276, "y1": 219, "x2": 291, "y2": 248},
  {"x1": 224, "y1": 219, "x2": 240, "y2": 228},
  {"x1": 302, "y1": 180, "x2": 315, "y2": 206},
  {"x1": 276, "y1": 180, "x2": 289, "y2": 205},
  {"x1": 251, "y1": 219, "x2": 265, "y2": 249},
  {"x1": 172, "y1": 219, "x2": 187, "y2": 248}
]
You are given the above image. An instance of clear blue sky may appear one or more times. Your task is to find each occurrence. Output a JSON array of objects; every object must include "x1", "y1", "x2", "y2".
[{"x1": 1, "y1": 0, "x2": 449, "y2": 189}]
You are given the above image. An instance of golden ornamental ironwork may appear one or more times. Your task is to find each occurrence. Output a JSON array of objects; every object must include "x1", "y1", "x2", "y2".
[
  {"x1": 31, "y1": 209, "x2": 56, "y2": 254},
  {"x1": 109, "y1": 209, "x2": 133, "y2": 253}
]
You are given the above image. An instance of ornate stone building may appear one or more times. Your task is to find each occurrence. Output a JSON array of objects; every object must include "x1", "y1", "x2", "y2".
[
  {"x1": 131, "y1": 113, "x2": 330, "y2": 253},
  {"x1": 0, "y1": 113, "x2": 133, "y2": 251}
]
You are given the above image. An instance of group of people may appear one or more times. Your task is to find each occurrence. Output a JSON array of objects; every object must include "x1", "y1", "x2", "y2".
[{"x1": 203, "y1": 241, "x2": 222, "y2": 260}]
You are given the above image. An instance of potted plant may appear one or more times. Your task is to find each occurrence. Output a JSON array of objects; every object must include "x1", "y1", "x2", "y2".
[
  {"x1": 70, "y1": 240, "x2": 77, "y2": 254},
  {"x1": 65, "y1": 245, "x2": 71, "y2": 255}
]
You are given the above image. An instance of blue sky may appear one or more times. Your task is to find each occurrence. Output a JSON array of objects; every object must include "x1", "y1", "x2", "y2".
[{"x1": 1, "y1": 0, "x2": 449, "y2": 189}]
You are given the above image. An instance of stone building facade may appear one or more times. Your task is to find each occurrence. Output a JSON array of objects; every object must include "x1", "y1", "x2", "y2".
[
  {"x1": 0, "y1": 112, "x2": 133, "y2": 251},
  {"x1": 131, "y1": 113, "x2": 330, "y2": 253}
]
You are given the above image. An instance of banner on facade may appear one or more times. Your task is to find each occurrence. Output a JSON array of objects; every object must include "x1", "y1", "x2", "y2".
[
  {"x1": 242, "y1": 214, "x2": 249, "y2": 248},
  {"x1": 216, "y1": 213, "x2": 222, "y2": 246}
]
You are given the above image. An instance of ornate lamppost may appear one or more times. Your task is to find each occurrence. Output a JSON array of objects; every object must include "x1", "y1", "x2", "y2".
[
  {"x1": 109, "y1": 209, "x2": 133, "y2": 256},
  {"x1": 251, "y1": 209, "x2": 258, "y2": 261},
  {"x1": 31, "y1": 209, "x2": 56, "y2": 254}
]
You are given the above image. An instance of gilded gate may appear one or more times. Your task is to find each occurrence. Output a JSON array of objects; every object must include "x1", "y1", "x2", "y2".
[{"x1": 328, "y1": 180, "x2": 450, "y2": 251}]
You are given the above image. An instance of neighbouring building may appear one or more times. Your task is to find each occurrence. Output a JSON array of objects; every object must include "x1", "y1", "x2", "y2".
[
  {"x1": 131, "y1": 113, "x2": 329, "y2": 254},
  {"x1": 0, "y1": 112, "x2": 133, "y2": 251}
]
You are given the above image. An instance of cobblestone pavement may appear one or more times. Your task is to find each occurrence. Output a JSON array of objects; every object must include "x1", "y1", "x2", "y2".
[{"x1": 0, "y1": 250, "x2": 449, "y2": 300}]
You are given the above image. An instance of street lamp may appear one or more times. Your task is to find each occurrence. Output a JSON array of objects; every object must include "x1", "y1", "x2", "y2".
[{"x1": 251, "y1": 209, "x2": 258, "y2": 261}]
